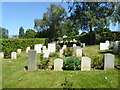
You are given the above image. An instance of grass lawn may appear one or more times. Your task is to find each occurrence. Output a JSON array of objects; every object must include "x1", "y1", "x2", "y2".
[{"x1": 2, "y1": 45, "x2": 120, "y2": 88}]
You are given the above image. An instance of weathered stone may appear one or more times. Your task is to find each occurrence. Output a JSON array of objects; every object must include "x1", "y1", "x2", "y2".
[
  {"x1": 104, "y1": 53, "x2": 114, "y2": 70},
  {"x1": 43, "y1": 50, "x2": 50, "y2": 58},
  {"x1": 100, "y1": 43, "x2": 109, "y2": 50},
  {"x1": 59, "y1": 49, "x2": 64, "y2": 57},
  {"x1": 0, "y1": 52, "x2": 4, "y2": 59},
  {"x1": 73, "y1": 46, "x2": 81, "y2": 52},
  {"x1": 34, "y1": 44, "x2": 42, "y2": 53},
  {"x1": 48, "y1": 43, "x2": 56, "y2": 52},
  {"x1": 113, "y1": 41, "x2": 120, "y2": 54},
  {"x1": 11, "y1": 52, "x2": 17, "y2": 59},
  {"x1": 43, "y1": 46, "x2": 47, "y2": 50},
  {"x1": 81, "y1": 57, "x2": 91, "y2": 71},
  {"x1": 54, "y1": 58, "x2": 63, "y2": 71},
  {"x1": 28, "y1": 50, "x2": 37, "y2": 70},
  {"x1": 76, "y1": 49, "x2": 82, "y2": 57},
  {"x1": 73, "y1": 44, "x2": 76, "y2": 47},
  {"x1": 26, "y1": 47, "x2": 30, "y2": 53},
  {"x1": 82, "y1": 43, "x2": 85, "y2": 47},
  {"x1": 62, "y1": 45, "x2": 67, "y2": 50},
  {"x1": 17, "y1": 49, "x2": 21, "y2": 54}
]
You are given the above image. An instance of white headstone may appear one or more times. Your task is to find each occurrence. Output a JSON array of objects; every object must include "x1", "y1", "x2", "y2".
[
  {"x1": 76, "y1": 49, "x2": 82, "y2": 57},
  {"x1": 28, "y1": 50, "x2": 37, "y2": 70},
  {"x1": 0, "y1": 52, "x2": 4, "y2": 59},
  {"x1": 81, "y1": 57, "x2": 91, "y2": 71},
  {"x1": 62, "y1": 45, "x2": 67, "y2": 50},
  {"x1": 82, "y1": 43, "x2": 85, "y2": 47},
  {"x1": 26, "y1": 47, "x2": 30, "y2": 53},
  {"x1": 73, "y1": 44, "x2": 76, "y2": 47},
  {"x1": 43, "y1": 46, "x2": 47, "y2": 50},
  {"x1": 11, "y1": 52, "x2": 17, "y2": 59},
  {"x1": 34, "y1": 44, "x2": 42, "y2": 53},
  {"x1": 59, "y1": 49, "x2": 64, "y2": 57},
  {"x1": 17, "y1": 49, "x2": 21, "y2": 54},
  {"x1": 100, "y1": 43, "x2": 109, "y2": 50},
  {"x1": 48, "y1": 43, "x2": 56, "y2": 52},
  {"x1": 43, "y1": 50, "x2": 50, "y2": 58},
  {"x1": 104, "y1": 53, "x2": 114, "y2": 70},
  {"x1": 54, "y1": 58, "x2": 63, "y2": 71}
]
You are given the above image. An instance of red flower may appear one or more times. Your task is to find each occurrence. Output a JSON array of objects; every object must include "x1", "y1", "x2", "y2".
[
  {"x1": 48, "y1": 58, "x2": 51, "y2": 59},
  {"x1": 40, "y1": 54, "x2": 43, "y2": 56},
  {"x1": 67, "y1": 48, "x2": 70, "y2": 50}
]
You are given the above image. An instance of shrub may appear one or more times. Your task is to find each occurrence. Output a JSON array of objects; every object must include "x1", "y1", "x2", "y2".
[
  {"x1": 63, "y1": 47, "x2": 74, "y2": 57},
  {"x1": 49, "y1": 52, "x2": 59, "y2": 57},
  {"x1": 56, "y1": 45, "x2": 61, "y2": 52},
  {"x1": 91, "y1": 55, "x2": 104, "y2": 69},
  {"x1": 2, "y1": 38, "x2": 49, "y2": 58},
  {"x1": 63, "y1": 56, "x2": 81, "y2": 70}
]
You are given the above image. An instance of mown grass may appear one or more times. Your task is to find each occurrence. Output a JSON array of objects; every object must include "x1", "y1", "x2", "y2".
[{"x1": 2, "y1": 45, "x2": 120, "y2": 88}]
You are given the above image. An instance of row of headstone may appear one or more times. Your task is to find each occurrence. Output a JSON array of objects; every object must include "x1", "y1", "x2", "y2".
[
  {"x1": 28, "y1": 49, "x2": 115, "y2": 71},
  {"x1": 100, "y1": 40, "x2": 109, "y2": 50}
]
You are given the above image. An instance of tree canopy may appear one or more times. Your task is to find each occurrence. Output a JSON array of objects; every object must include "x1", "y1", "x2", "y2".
[
  {"x1": 0, "y1": 27, "x2": 9, "y2": 38},
  {"x1": 19, "y1": 27, "x2": 24, "y2": 38},
  {"x1": 24, "y1": 29, "x2": 36, "y2": 38}
]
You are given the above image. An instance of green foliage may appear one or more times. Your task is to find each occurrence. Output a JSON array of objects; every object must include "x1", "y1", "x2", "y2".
[
  {"x1": 24, "y1": 29, "x2": 36, "y2": 38},
  {"x1": 49, "y1": 52, "x2": 58, "y2": 57},
  {"x1": 63, "y1": 47, "x2": 74, "y2": 57},
  {"x1": 56, "y1": 45, "x2": 61, "y2": 52},
  {"x1": 61, "y1": 77, "x2": 73, "y2": 88},
  {"x1": 0, "y1": 27, "x2": 9, "y2": 38},
  {"x1": 19, "y1": 27, "x2": 24, "y2": 38},
  {"x1": 91, "y1": 55, "x2": 104, "y2": 69},
  {"x1": 2, "y1": 38, "x2": 49, "y2": 58},
  {"x1": 63, "y1": 56, "x2": 81, "y2": 70}
]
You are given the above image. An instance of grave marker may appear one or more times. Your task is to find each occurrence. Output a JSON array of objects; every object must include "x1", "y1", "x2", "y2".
[
  {"x1": 48, "y1": 43, "x2": 56, "y2": 52},
  {"x1": 81, "y1": 57, "x2": 91, "y2": 70},
  {"x1": 54, "y1": 58, "x2": 63, "y2": 71},
  {"x1": 17, "y1": 49, "x2": 21, "y2": 54},
  {"x1": 76, "y1": 49, "x2": 82, "y2": 57},
  {"x1": 11, "y1": 52, "x2": 17, "y2": 59}
]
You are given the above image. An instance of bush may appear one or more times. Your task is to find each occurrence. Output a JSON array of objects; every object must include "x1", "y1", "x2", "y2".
[
  {"x1": 56, "y1": 45, "x2": 61, "y2": 52},
  {"x1": 91, "y1": 55, "x2": 104, "y2": 69},
  {"x1": 63, "y1": 56, "x2": 81, "y2": 70},
  {"x1": 63, "y1": 47, "x2": 74, "y2": 57},
  {"x1": 2, "y1": 38, "x2": 49, "y2": 58},
  {"x1": 49, "y1": 52, "x2": 59, "y2": 57}
]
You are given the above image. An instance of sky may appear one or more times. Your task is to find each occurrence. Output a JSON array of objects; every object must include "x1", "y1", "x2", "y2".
[{"x1": 1, "y1": 2, "x2": 119, "y2": 37}]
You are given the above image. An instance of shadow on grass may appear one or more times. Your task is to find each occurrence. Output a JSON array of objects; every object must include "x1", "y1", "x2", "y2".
[{"x1": 98, "y1": 50, "x2": 113, "y2": 54}]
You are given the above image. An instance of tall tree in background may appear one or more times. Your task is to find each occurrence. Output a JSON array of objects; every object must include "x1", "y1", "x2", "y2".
[
  {"x1": 34, "y1": 4, "x2": 67, "y2": 41},
  {"x1": 19, "y1": 27, "x2": 24, "y2": 38},
  {"x1": 67, "y1": 2, "x2": 118, "y2": 44},
  {"x1": 24, "y1": 29, "x2": 36, "y2": 38},
  {"x1": 0, "y1": 27, "x2": 9, "y2": 38}
]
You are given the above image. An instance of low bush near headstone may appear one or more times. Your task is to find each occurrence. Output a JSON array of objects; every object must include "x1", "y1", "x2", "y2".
[
  {"x1": 63, "y1": 47, "x2": 74, "y2": 57},
  {"x1": 56, "y1": 45, "x2": 61, "y2": 52},
  {"x1": 63, "y1": 56, "x2": 81, "y2": 70},
  {"x1": 49, "y1": 52, "x2": 59, "y2": 57}
]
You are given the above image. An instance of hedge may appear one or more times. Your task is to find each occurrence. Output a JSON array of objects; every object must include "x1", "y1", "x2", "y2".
[{"x1": 1, "y1": 38, "x2": 49, "y2": 58}]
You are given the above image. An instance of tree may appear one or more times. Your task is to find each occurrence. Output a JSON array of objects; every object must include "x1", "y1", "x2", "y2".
[
  {"x1": 34, "y1": 4, "x2": 67, "y2": 41},
  {"x1": 19, "y1": 27, "x2": 24, "y2": 38},
  {"x1": 0, "y1": 27, "x2": 9, "y2": 38},
  {"x1": 67, "y1": 2, "x2": 118, "y2": 44},
  {"x1": 24, "y1": 29, "x2": 36, "y2": 38}
]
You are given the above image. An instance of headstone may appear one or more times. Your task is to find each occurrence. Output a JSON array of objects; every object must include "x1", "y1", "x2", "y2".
[
  {"x1": 76, "y1": 49, "x2": 82, "y2": 57},
  {"x1": 70, "y1": 40, "x2": 73, "y2": 42},
  {"x1": 81, "y1": 57, "x2": 91, "y2": 71},
  {"x1": 113, "y1": 41, "x2": 120, "y2": 54},
  {"x1": 62, "y1": 45, "x2": 67, "y2": 50},
  {"x1": 17, "y1": 49, "x2": 21, "y2": 54},
  {"x1": 73, "y1": 44, "x2": 76, "y2": 47},
  {"x1": 54, "y1": 58, "x2": 63, "y2": 71},
  {"x1": 59, "y1": 49, "x2": 64, "y2": 57},
  {"x1": 28, "y1": 50, "x2": 37, "y2": 70},
  {"x1": 34, "y1": 44, "x2": 42, "y2": 53},
  {"x1": 73, "y1": 46, "x2": 81, "y2": 52},
  {"x1": 104, "y1": 53, "x2": 114, "y2": 70},
  {"x1": 73, "y1": 39, "x2": 77, "y2": 42},
  {"x1": 48, "y1": 43, "x2": 56, "y2": 52},
  {"x1": 0, "y1": 52, "x2": 4, "y2": 59},
  {"x1": 82, "y1": 43, "x2": 85, "y2": 47},
  {"x1": 26, "y1": 47, "x2": 30, "y2": 53},
  {"x1": 100, "y1": 43, "x2": 109, "y2": 50},
  {"x1": 11, "y1": 52, "x2": 17, "y2": 59},
  {"x1": 43, "y1": 46, "x2": 47, "y2": 50},
  {"x1": 60, "y1": 41, "x2": 63, "y2": 43},
  {"x1": 43, "y1": 50, "x2": 50, "y2": 58}
]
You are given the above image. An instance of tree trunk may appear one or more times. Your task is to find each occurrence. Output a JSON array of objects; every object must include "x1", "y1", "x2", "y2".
[{"x1": 89, "y1": 25, "x2": 95, "y2": 45}]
